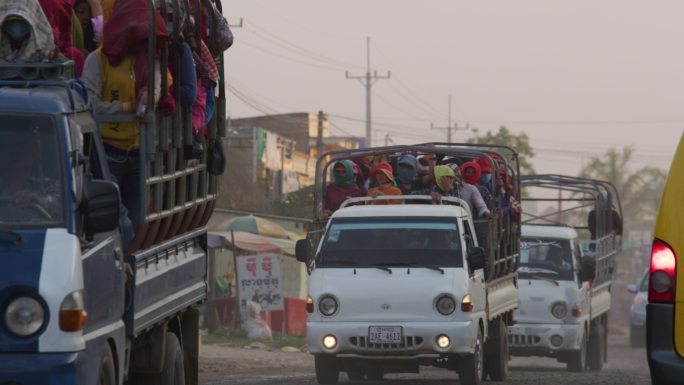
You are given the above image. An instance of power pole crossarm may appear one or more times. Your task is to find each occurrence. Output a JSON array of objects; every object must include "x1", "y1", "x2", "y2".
[
  {"x1": 431, "y1": 94, "x2": 468, "y2": 143},
  {"x1": 345, "y1": 37, "x2": 391, "y2": 148}
]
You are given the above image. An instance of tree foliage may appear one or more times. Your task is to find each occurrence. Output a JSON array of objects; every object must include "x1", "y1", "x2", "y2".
[
  {"x1": 270, "y1": 185, "x2": 315, "y2": 218},
  {"x1": 579, "y1": 146, "x2": 666, "y2": 232},
  {"x1": 467, "y1": 126, "x2": 536, "y2": 175}
]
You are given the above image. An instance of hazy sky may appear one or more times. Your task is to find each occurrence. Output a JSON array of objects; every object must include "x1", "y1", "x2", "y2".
[{"x1": 223, "y1": 0, "x2": 683, "y2": 175}]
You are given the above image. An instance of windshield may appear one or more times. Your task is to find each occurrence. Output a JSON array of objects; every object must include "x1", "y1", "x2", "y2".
[
  {"x1": 520, "y1": 237, "x2": 575, "y2": 281},
  {"x1": 0, "y1": 115, "x2": 64, "y2": 226},
  {"x1": 318, "y1": 217, "x2": 463, "y2": 268}
]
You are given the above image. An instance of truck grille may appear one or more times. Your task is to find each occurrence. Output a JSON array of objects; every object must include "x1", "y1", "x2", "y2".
[
  {"x1": 350, "y1": 336, "x2": 423, "y2": 352},
  {"x1": 509, "y1": 334, "x2": 541, "y2": 346}
]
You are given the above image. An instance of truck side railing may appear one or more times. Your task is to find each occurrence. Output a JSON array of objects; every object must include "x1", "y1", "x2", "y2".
[
  {"x1": 93, "y1": 0, "x2": 224, "y2": 254},
  {"x1": 579, "y1": 234, "x2": 619, "y2": 288}
]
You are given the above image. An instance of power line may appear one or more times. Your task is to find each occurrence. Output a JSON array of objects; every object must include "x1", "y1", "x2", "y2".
[
  {"x1": 346, "y1": 37, "x2": 391, "y2": 148},
  {"x1": 244, "y1": 21, "x2": 365, "y2": 70},
  {"x1": 236, "y1": 38, "x2": 345, "y2": 72}
]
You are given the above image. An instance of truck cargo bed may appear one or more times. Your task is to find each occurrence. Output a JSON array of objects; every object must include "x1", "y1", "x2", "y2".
[{"x1": 126, "y1": 228, "x2": 208, "y2": 336}]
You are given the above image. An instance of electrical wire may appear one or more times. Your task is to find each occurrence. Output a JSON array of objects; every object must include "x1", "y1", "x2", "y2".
[{"x1": 244, "y1": 21, "x2": 365, "y2": 70}]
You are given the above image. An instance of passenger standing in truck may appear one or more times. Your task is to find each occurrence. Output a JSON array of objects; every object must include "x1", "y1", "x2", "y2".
[
  {"x1": 81, "y1": 0, "x2": 168, "y2": 229},
  {"x1": 0, "y1": 2, "x2": 56, "y2": 64},
  {"x1": 395, "y1": 155, "x2": 426, "y2": 194},
  {"x1": 322, "y1": 160, "x2": 363, "y2": 218},
  {"x1": 412, "y1": 165, "x2": 491, "y2": 219},
  {"x1": 367, "y1": 162, "x2": 402, "y2": 205}
]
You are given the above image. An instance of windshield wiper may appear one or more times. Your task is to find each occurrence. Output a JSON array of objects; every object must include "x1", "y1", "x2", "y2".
[
  {"x1": 386, "y1": 262, "x2": 445, "y2": 274},
  {"x1": 368, "y1": 263, "x2": 393, "y2": 274},
  {"x1": 0, "y1": 227, "x2": 22, "y2": 245},
  {"x1": 525, "y1": 274, "x2": 559, "y2": 286}
]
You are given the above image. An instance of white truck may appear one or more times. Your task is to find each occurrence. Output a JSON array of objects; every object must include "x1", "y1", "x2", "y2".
[
  {"x1": 510, "y1": 175, "x2": 622, "y2": 371},
  {"x1": 296, "y1": 144, "x2": 521, "y2": 385}
]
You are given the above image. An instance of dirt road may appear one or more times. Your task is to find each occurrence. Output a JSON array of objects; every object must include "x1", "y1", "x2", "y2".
[{"x1": 199, "y1": 327, "x2": 650, "y2": 385}]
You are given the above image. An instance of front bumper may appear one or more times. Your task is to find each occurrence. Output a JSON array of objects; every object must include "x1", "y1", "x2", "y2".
[
  {"x1": 509, "y1": 322, "x2": 582, "y2": 354},
  {"x1": 647, "y1": 303, "x2": 684, "y2": 384},
  {"x1": 307, "y1": 320, "x2": 477, "y2": 357},
  {"x1": 0, "y1": 352, "x2": 78, "y2": 385}
]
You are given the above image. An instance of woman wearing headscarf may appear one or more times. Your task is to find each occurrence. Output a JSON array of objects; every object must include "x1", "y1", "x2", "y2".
[
  {"x1": 323, "y1": 160, "x2": 364, "y2": 218},
  {"x1": 80, "y1": 0, "x2": 169, "y2": 230},
  {"x1": 0, "y1": 0, "x2": 56, "y2": 63},
  {"x1": 395, "y1": 154, "x2": 426, "y2": 194},
  {"x1": 367, "y1": 162, "x2": 402, "y2": 205},
  {"x1": 462, "y1": 160, "x2": 496, "y2": 212},
  {"x1": 412, "y1": 165, "x2": 490, "y2": 219}
]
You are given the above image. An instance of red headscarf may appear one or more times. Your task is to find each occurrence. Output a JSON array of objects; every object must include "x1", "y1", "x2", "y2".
[
  {"x1": 475, "y1": 156, "x2": 492, "y2": 174},
  {"x1": 38, "y1": 0, "x2": 84, "y2": 74},
  {"x1": 460, "y1": 162, "x2": 481, "y2": 185},
  {"x1": 371, "y1": 162, "x2": 395, "y2": 182},
  {"x1": 102, "y1": 0, "x2": 168, "y2": 92}
]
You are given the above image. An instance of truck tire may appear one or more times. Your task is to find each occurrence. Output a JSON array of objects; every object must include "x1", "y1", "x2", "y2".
[
  {"x1": 156, "y1": 332, "x2": 186, "y2": 385},
  {"x1": 566, "y1": 330, "x2": 587, "y2": 372},
  {"x1": 314, "y1": 355, "x2": 339, "y2": 385},
  {"x1": 459, "y1": 328, "x2": 484, "y2": 385},
  {"x1": 587, "y1": 317, "x2": 605, "y2": 370},
  {"x1": 484, "y1": 318, "x2": 509, "y2": 381},
  {"x1": 98, "y1": 345, "x2": 116, "y2": 385}
]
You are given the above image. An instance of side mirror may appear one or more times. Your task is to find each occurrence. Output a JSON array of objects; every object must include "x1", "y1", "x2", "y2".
[
  {"x1": 626, "y1": 284, "x2": 638, "y2": 294},
  {"x1": 578, "y1": 257, "x2": 596, "y2": 282},
  {"x1": 468, "y1": 246, "x2": 486, "y2": 271},
  {"x1": 295, "y1": 239, "x2": 310, "y2": 263},
  {"x1": 82, "y1": 175, "x2": 120, "y2": 238}
]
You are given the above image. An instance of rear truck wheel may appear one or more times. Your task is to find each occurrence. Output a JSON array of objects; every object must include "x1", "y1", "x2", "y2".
[
  {"x1": 587, "y1": 318, "x2": 605, "y2": 370},
  {"x1": 161, "y1": 332, "x2": 186, "y2": 385},
  {"x1": 314, "y1": 355, "x2": 339, "y2": 385},
  {"x1": 346, "y1": 370, "x2": 364, "y2": 381},
  {"x1": 566, "y1": 330, "x2": 587, "y2": 372},
  {"x1": 98, "y1": 345, "x2": 116, "y2": 385},
  {"x1": 484, "y1": 318, "x2": 509, "y2": 381},
  {"x1": 459, "y1": 327, "x2": 484, "y2": 385},
  {"x1": 365, "y1": 364, "x2": 383, "y2": 381}
]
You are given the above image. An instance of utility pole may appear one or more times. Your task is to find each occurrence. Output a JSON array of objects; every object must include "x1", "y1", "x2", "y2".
[
  {"x1": 384, "y1": 132, "x2": 394, "y2": 146},
  {"x1": 317, "y1": 110, "x2": 324, "y2": 158},
  {"x1": 431, "y1": 94, "x2": 468, "y2": 143},
  {"x1": 346, "y1": 37, "x2": 391, "y2": 148}
]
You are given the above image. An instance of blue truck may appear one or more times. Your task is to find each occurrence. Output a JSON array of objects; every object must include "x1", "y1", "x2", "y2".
[{"x1": 0, "y1": 1, "x2": 226, "y2": 384}]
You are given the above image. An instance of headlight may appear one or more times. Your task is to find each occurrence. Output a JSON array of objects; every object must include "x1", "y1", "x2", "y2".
[
  {"x1": 551, "y1": 302, "x2": 568, "y2": 319},
  {"x1": 318, "y1": 295, "x2": 338, "y2": 316},
  {"x1": 322, "y1": 335, "x2": 337, "y2": 349},
  {"x1": 435, "y1": 295, "x2": 456, "y2": 315},
  {"x1": 4, "y1": 296, "x2": 45, "y2": 337}
]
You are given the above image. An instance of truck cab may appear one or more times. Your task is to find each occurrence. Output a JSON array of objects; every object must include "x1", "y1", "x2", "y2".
[
  {"x1": 297, "y1": 144, "x2": 521, "y2": 385},
  {"x1": 511, "y1": 225, "x2": 593, "y2": 369},
  {"x1": 0, "y1": 62, "x2": 125, "y2": 384},
  {"x1": 510, "y1": 175, "x2": 622, "y2": 372}
]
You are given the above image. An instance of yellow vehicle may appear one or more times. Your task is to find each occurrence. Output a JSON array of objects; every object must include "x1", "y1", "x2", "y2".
[{"x1": 648, "y1": 133, "x2": 684, "y2": 385}]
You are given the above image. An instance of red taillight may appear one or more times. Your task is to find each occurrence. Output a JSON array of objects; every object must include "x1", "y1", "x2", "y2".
[{"x1": 649, "y1": 239, "x2": 677, "y2": 303}]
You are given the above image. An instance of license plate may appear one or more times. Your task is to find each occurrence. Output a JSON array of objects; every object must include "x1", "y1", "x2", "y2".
[{"x1": 368, "y1": 326, "x2": 403, "y2": 344}]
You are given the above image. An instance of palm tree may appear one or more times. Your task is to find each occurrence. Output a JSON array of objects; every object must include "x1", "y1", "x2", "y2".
[{"x1": 579, "y1": 146, "x2": 666, "y2": 232}]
